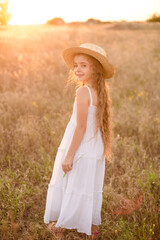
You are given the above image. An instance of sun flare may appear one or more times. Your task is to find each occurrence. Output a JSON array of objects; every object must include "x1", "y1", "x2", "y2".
[{"x1": 8, "y1": 0, "x2": 160, "y2": 25}]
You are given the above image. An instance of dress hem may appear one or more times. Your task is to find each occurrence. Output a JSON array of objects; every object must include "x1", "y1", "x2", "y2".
[{"x1": 45, "y1": 221, "x2": 101, "y2": 236}]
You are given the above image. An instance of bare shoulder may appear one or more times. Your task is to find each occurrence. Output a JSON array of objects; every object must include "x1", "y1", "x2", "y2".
[
  {"x1": 76, "y1": 86, "x2": 88, "y2": 95},
  {"x1": 76, "y1": 86, "x2": 89, "y2": 103}
]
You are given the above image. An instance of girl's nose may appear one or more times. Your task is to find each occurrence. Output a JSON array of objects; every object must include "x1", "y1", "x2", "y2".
[{"x1": 76, "y1": 66, "x2": 81, "y2": 72}]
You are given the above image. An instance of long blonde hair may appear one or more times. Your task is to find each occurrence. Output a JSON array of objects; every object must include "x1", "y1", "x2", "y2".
[{"x1": 66, "y1": 53, "x2": 113, "y2": 161}]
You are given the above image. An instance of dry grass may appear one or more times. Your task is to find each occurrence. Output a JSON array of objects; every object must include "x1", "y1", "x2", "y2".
[{"x1": 0, "y1": 23, "x2": 160, "y2": 240}]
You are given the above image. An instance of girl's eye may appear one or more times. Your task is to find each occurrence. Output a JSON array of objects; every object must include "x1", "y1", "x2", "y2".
[{"x1": 73, "y1": 64, "x2": 86, "y2": 68}]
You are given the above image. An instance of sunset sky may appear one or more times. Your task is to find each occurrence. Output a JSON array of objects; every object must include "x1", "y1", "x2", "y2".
[{"x1": 8, "y1": 0, "x2": 160, "y2": 25}]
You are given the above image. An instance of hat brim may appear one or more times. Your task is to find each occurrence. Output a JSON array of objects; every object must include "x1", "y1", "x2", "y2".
[{"x1": 62, "y1": 46, "x2": 114, "y2": 79}]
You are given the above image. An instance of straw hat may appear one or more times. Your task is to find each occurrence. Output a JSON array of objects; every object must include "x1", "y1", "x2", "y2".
[{"x1": 62, "y1": 43, "x2": 114, "y2": 79}]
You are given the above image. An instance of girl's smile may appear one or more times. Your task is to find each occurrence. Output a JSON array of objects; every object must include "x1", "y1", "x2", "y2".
[{"x1": 73, "y1": 54, "x2": 92, "y2": 83}]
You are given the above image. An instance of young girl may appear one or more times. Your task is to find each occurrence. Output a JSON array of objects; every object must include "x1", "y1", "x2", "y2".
[{"x1": 44, "y1": 43, "x2": 114, "y2": 239}]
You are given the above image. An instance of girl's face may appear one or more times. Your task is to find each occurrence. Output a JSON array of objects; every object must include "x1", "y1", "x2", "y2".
[{"x1": 73, "y1": 54, "x2": 92, "y2": 84}]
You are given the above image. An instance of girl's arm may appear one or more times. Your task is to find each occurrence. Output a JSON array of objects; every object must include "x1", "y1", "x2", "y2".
[{"x1": 62, "y1": 87, "x2": 89, "y2": 173}]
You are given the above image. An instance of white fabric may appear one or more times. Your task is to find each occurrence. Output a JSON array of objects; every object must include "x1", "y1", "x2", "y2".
[
  {"x1": 85, "y1": 85, "x2": 93, "y2": 106},
  {"x1": 44, "y1": 85, "x2": 105, "y2": 236}
]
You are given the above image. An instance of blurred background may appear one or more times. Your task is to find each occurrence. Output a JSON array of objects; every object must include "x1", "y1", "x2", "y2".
[{"x1": 0, "y1": 0, "x2": 160, "y2": 240}]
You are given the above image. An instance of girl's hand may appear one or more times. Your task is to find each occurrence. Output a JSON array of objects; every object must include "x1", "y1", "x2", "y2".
[
  {"x1": 106, "y1": 154, "x2": 112, "y2": 164},
  {"x1": 62, "y1": 155, "x2": 73, "y2": 174}
]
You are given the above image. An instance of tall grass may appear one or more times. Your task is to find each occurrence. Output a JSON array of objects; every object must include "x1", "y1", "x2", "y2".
[{"x1": 0, "y1": 24, "x2": 160, "y2": 239}]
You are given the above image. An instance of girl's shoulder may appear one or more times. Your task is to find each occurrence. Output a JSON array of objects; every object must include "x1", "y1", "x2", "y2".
[
  {"x1": 76, "y1": 85, "x2": 87, "y2": 91},
  {"x1": 75, "y1": 86, "x2": 89, "y2": 103},
  {"x1": 76, "y1": 86, "x2": 88, "y2": 95}
]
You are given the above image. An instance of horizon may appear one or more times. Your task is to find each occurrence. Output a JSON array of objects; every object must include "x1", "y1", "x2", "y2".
[
  {"x1": 6, "y1": 19, "x2": 157, "y2": 27},
  {"x1": 7, "y1": 0, "x2": 160, "y2": 25}
]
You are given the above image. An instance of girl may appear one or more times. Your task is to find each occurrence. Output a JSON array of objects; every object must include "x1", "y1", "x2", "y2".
[{"x1": 44, "y1": 43, "x2": 114, "y2": 239}]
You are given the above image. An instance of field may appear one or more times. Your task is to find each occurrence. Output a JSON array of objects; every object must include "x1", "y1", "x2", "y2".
[{"x1": 0, "y1": 22, "x2": 160, "y2": 240}]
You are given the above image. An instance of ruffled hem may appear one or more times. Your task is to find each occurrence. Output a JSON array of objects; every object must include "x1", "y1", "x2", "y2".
[
  {"x1": 44, "y1": 184, "x2": 103, "y2": 234},
  {"x1": 54, "y1": 223, "x2": 100, "y2": 236},
  {"x1": 44, "y1": 221, "x2": 101, "y2": 236}
]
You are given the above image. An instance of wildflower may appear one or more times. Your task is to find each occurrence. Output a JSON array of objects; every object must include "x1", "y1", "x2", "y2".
[
  {"x1": 32, "y1": 101, "x2": 38, "y2": 108},
  {"x1": 137, "y1": 91, "x2": 143, "y2": 97},
  {"x1": 128, "y1": 95, "x2": 134, "y2": 101}
]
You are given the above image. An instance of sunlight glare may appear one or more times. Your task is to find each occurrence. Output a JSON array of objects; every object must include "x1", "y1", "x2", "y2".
[{"x1": 8, "y1": 0, "x2": 160, "y2": 25}]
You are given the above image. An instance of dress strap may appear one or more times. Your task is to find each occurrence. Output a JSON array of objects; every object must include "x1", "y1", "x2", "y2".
[{"x1": 85, "y1": 85, "x2": 93, "y2": 106}]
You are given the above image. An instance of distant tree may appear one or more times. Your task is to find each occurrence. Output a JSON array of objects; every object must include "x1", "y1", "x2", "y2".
[
  {"x1": 47, "y1": 17, "x2": 65, "y2": 25},
  {"x1": 147, "y1": 13, "x2": 160, "y2": 22},
  {"x1": 86, "y1": 18, "x2": 102, "y2": 25},
  {"x1": 0, "y1": 0, "x2": 11, "y2": 25}
]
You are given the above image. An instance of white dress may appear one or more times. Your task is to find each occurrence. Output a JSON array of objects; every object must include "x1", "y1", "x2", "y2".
[{"x1": 44, "y1": 85, "x2": 105, "y2": 236}]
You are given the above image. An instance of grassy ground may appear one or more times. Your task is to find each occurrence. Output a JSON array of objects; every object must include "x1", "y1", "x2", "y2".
[{"x1": 0, "y1": 22, "x2": 160, "y2": 240}]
